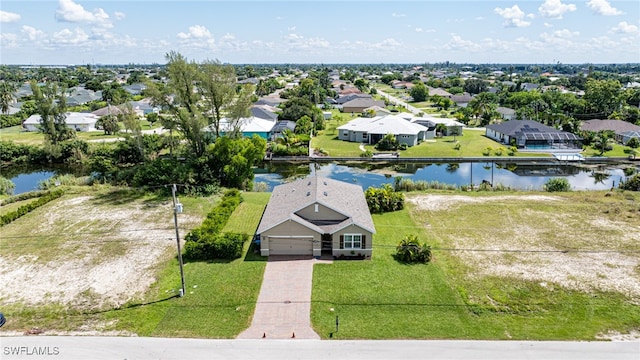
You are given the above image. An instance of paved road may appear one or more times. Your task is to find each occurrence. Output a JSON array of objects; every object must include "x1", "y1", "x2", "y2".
[
  {"x1": 1, "y1": 337, "x2": 638, "y2": 360},
  {"x1": 376, "y1": 88, "x2": 421, "y2": 115}
]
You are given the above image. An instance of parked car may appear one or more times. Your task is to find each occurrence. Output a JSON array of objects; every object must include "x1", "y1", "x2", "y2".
[{"x1": 0, "y1": 312, "x2": 5, "y2": 328}]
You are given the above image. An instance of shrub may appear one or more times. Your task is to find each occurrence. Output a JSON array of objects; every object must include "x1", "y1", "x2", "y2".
[
  {"x1": 620, "y1": 173, "x2": 640, "y2": 191},
  {"x1": 0, "y1": 189, "x2": 51, "y2": 206},
  {"x1": 623, "y1": 167, "x2": 636, "y2": 177},
  {"x1": 544, "y1": 177, "x2": 570, "y2": 192},
  {"x1": 494, "y1": 147, "x2": 504, "y2": 156},
  {"x1": 365, "y1": 184, "x2": 404, "y2": 213},
  {"x1": 398, "y1": 143, "x2": 408, "y2": 150},
  {"x1": 482, "y1": 147, "x2": 492, "y2": 156},
  {"x1": 394, "y1": 234, "x2": 432, "y2": 264},
  {"x1": 394, "y1": 177, "x2": 458, "y2": 191},
  {"x1": 507, "y1": 146, "x2": 517, "y2": 156},
  {"x1": 626, "y1": 137, "x2": 639, "y2": 149},
  {"x1": 0, "y1": 177, "x2": 15, "y2": 195},
  {"x1": 453, "y1": 142, "x2": 461, "y2": 151},
  {"x1": 38, "y1": 174, "x2": 92, "y2": 190},
  {"x1": 360, "y1": 149, "x2": 373, "y2": 158},
  {"x1": 375, "y1": 133, "x2": 399, "y2": 151},
  {"x1": 0, "y1": 189, "x2": 65, "y2": 226}
]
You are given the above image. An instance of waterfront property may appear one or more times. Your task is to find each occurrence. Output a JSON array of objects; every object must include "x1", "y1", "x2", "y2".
[
  {"x1": 23, "y1": 112, "x2": 100, "y2": 132},
  {"x1": 256, "y1": 176, "x2": 375, "y2": 258},
  {"x1": 337, "y1": 114, "x2": 431, "y2": 146},
  {"x1": 581, "y1": 119, "x2": 640, "y2": 145},
  {"x1": 486, "y1": 120, "x2": 582, "y2": 150},
  {"x1": 205, "y1": 116, "x2": 276, "y2": 139}
]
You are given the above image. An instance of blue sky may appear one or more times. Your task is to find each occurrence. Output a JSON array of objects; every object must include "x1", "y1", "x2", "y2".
[{"x1": 1, "y1": 0, "x2": 638, "y2": 65}]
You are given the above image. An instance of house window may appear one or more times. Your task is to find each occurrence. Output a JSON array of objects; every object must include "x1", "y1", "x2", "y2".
[
  {"x1": 343, "y1": 131, "x2": 349, "y2": 136},
  {"x1": 362, "y1": 132, "x2": 368, "y2": 140},
  {"x1": 343, "y1": 234, "x2": 362, "y2": 249}
]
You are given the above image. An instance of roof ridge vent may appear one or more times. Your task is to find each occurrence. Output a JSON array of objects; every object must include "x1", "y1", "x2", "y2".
[{"x1": 323, "y1": 191, "x2": 328, "y2": 196}]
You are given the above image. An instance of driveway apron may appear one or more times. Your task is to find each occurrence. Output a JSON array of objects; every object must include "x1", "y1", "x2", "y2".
[{"x1": 237, "y1": 256, "x2": 328, "y2": 340}]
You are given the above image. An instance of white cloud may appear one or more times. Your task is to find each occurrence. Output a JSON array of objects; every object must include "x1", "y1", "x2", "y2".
[
  {"x1": 586, "y1": 0, "x2": 623, "y2": 16},
  {"x1": 1, "y1": 10, "x2": 21, "y2": 23},
  {"x1": 553, "y1": 29, "x2": 579, "y2": 38},
  {"x1": 287, "y1": 26, "x2": 296, "y2": 32},
  {"x1": 52, "y1": 28, "x2": 89, "y2": 45},
  {"x1": 445, "y1": 34, "x2": 481, "y2": 52},
  {"x1": 374, "y1": 38, "x2": 402, "y2": 49},
  {"x1": 22, "y1": 26, "x2": 46, "y2": 41},
  {"x1": 177, "y1": 25, "x2": 212, "y2": 39},
  {"x1": 114, "y1": 12, "x2": 126, "y2": 20},
  {"x1": 284, "y1": 32, "x2": 330, "y2": 50},
  {"x1": 494, "y1": 5, "x2": 532, "y2": 28},
  {"x1": 544, "y1": 22, "x2": 554, "y2": 28},
  {"x1": 610, "y1": 21, "x2": 639, "y2": 34},
  {"x1": 475, "y1": 16, "x2": 485, "y2": 21},
  {"x1": 55, "y1": 0, "x2": 113, "y2": 28},
  {"x1": 415, "y1": 28, "x2": 423, "y2": 32},
  {"x1": 538, "y1": 0, "x2": 576, "y2": 19},
  {"x1": 392, "y1": 13, "x2": 406, "y2": 18},
  {"x1": 0, "y1": 33, "x2": 18, "y2": 48}
]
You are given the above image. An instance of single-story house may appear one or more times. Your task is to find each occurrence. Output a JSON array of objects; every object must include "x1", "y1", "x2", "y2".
[
  {"x1": 91, "y1": 104, "x2": 130, "y2": 117},
  {"x1": 450, "y1": 93, "x2": 473, "y2": 108},
  {"x1": 206, "y1": 116, "x2": 276, "y2": 139},
  {"x1": 486, "y1": 120, "x2": 582, "y2": 150},
  {"x1": 251, "y1": 105, "x2": 279, "y2": 121},
  {"x1": 428, "y1": 87, "x2": 452, "y2": 98},
  {"x1": 412, "y1": 116, "x2": 464, "y2": 137},
  {"x1": 496, "y1": 107, "x2": 517, "y2": 121},
  {"x1": 257, "y1": 176, "x2": 375, "y2": 258},
  {"x1": 363, "y1": 105, "x2": 392, "y2": 117},
  {"x1": 23, "y1": 112, "x2": 100, "y2": 132},
  {"x1": 581, "y1": 119, "x2": 640, "y2": 144},
  {"x1": 337, "y1": 114, "x2": 429, "y2": 146},
  {"x1": 342, "y1": 98, "x2": 386, "y2": 113},
  {"x1": 270, "y1": 120, "x2": 296, "y2": 139}
]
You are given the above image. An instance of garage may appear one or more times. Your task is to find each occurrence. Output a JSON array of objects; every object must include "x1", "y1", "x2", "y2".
[{"x1": 268, "y1": 236, "x2": 313, "y2": 256}]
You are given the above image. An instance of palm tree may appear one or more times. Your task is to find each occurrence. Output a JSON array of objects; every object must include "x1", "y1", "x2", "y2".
[
  {"x1": 0, "y1": 81, "x2": 17, "y2": 115},
  {"x1": 592, "y1": 132, "x2": 612, "y2": 156}
]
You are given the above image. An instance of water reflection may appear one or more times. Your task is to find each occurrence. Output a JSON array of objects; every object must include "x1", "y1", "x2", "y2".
[{"x1": 254, "y1": 162, "x2": 629, "y2": 192}]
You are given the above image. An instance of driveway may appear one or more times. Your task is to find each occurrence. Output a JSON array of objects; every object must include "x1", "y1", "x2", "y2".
[{"x1": 237, "y1": 256, "x2": 331, "y2": 340}]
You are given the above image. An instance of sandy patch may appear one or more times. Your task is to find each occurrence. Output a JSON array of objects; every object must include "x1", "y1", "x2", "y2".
[
  {"x1": 0, "y1": 193, "x2": 202, "y2": 309},
  {"x1": 408, "y1": 194, "x2": 640, "y2": 300},
  {"x1": 407, "y1": 194, "x2": 561, "y2": 212}
]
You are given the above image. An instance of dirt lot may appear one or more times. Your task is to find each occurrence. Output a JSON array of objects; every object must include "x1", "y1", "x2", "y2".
[
  {"x1": 0, "y1": 191, "x2": 204, "y2": 309},
  {"x1": 407, "y1": 194, "x2": 640, "y2": 302}
]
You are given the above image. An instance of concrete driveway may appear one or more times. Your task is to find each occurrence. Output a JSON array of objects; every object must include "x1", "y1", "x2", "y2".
[{"x1": 237, "y1": 256, "x2": 331, "y2": 340}]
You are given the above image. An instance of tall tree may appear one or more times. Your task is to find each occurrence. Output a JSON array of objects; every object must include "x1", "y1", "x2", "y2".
[
  {"x1": 584, "y1": 79, "x2": 623, "y2": 118},
  {"x1": 148, "y1": 51, "x2": 208, "y2": 157},
  {"x1": 226, "y1": 84, "x2": 255, "y2": 138},
  {"x1": 30, "y1": 81, "x2": 75, "y2": 145},
  {"x1": 0, "y1": 81, "x2": 17, "y2": 115},
  {"x1": 198, "y1": 59, "x2": 236, "y2": 137},
  {"x1": 410, "y1": 82, "x2": 428, "y2": 102}
]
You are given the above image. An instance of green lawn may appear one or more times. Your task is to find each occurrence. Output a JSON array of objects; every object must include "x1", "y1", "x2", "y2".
[
  {"x1": 100, "y1": 190, "x2": 270, "y2": 338},
  {"x1": 0, "y1": 125, "x2": 121, "y2": 145},
  {"x1": 311, "y1": 191, "x2": 640, "y2": 340},
  {"x1": 312, "y1": 127, "x2": 550, "y2": 158}
]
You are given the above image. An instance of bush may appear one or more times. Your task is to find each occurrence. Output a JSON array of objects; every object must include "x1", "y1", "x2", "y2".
[
  {"x1": 0, "y1": 189, "x2": 51, "y2": 206},
  {"x1": 375, "y1": 133, "x2": 399, "y2": 151},
  {"x1": 394, "y1": 177, "x2": 458, "y2": 191},
  {"x1": 183, "y1": 190, "x2": 247, "y2": 260},
  {"x1": 507, "y1": 146, "x2": 517, "y2": 156},
  {"x1": 620, "y1": 173, "x2": 640, "y2": 191},
  {"x1": 0, "y1": 189, "x2": 65, "y2": 226},
  {"x1": 365, "y1": 184, "x2": 404, "y2": 213},
  {"x1": 494, "y1": 147, "x2": 504, "y2": 156},
  {"x1": 482, "y1": 147, "x2": 492, "y2": 156},
  {"x1": 453, "y1": 142, "x2": 461, "y2": 151},
  {"x1": 394, "y1": 234, "x2": 432, "y2": 264},
  {"x1": 398, "y1": 143, "x2": 408, "y2": 150},
  {"x1": 544, "y1": 177, "x2": 571, "y2": 192},
  {"x1": 0, "y1": 177, "x2": 15, "y2": 195},
  {"x1": 626, "y1": 137, "x2": 639, "y2": 149},
  {"x1": 360, "y1": 150, "x2": 373, "y2": 158}
]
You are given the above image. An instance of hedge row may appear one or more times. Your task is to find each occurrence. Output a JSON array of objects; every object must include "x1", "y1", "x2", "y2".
[
  {"x1": 183, "y1": 189, "x2": 247, "y2": 260},
  {"x1": 0, "y1": 189, "x2": 53, "y2": 206},
  {"x1": 0, "y1": 189, "x2": 65, "y2": 227}
]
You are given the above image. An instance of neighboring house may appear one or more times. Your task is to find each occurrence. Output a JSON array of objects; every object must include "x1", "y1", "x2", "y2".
[
  {"x1": 486, "y1": 120, "x2": 582, "y2": 150},
  {"x1": 207, "y1": 116, "x2": 276, "y2": 139},
  {"x1": 428, "y1": 87, "x2": 452, "y2": 98},
  {"x1": 91, "y1": 104, "x2": 129, "y2": 117},
  {"x1": 412, "y1": 116, "x2": 464, "y2": 137},
  {"x1": 66, "y1": 87, "x2": 101, "y2": 106},
  {"x1": 450, "y1": 93, "x2": 473, "y2": 108},
  {"x1": 363, "y1": 105, "x2": 392, "y2": 117},
  {"x1": 521, "y1": 83, "x2": 540, "y2": 92},
  {"x1": 251, "y1": 105, "x2": 279, "y2": 121},
  {"x1": 128, "y1": 98, "x2": 157, "y2": 115},
  {"x1": 496, "y1": 107, "x2": 517, "y2": 121},
  {"x1": 337, "y1": 114, "x2": 429, "y2": 146},
  {"x1": 335, "y1": 93, "x2": 371, "y2": 105},
  {"x1": 23, "y1": 112, "x2": 100, "y2": 132},
  {"x1": 270, "y1": 120, "x2": 296, "y2": 140},
  {"x1": 123, "y1": 83, "x2": 147, "y2": 95},
  {"x1": 257, "y1": 176, "x2": 375, "y2": 258},
  {"x1": 580, "y1": 119, "x2": 640, "y2": 143},
  {"x1": 342, "y1": 98, "x2": 385, "y2": 113}
]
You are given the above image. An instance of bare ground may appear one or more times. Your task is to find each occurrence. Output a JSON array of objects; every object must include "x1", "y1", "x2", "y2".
[
  {"x1": 407, "y1": 194, "x2": 640, "y2": 300},
  {"x1": 0, "y1": 192, "x2": 203, "y2": 309}
]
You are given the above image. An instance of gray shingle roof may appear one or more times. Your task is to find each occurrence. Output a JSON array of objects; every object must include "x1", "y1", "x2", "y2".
[
  {"x1": 257, "y1": 176, "x2": 375, "y2": 235},
  {"x1": 581, "y1": 119, "x2": 640, "y2": 134}
]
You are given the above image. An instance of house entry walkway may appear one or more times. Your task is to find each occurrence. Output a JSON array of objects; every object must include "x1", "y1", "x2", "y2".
[{"x1": 237, "y1": 256, "x2": 331, "y2": 340}]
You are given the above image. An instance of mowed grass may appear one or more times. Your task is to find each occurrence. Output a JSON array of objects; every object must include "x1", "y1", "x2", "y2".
[
  {"x1": 100, "y1": 190, "x2": 270, "y2": 338},
  {"x1": 313, "y1": 126, "x2": 549, "y2": 158},
  {"x1": 311, "y1": 191, "x2": 640, "y2": 340}
]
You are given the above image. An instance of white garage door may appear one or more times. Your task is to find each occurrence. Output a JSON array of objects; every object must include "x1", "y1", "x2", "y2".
[{"x1": 269, "y1": 237, "x2": 313, "y2": 255}]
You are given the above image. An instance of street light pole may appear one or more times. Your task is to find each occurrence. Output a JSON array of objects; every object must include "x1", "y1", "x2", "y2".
[{"x1": 172, "y1": 184, "x2": 186, "y2": 297}]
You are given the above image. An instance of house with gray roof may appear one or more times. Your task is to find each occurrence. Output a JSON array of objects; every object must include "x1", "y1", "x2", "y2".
[
  {"x1": 581, "y1": 119, "x2": 640, "y2": 145},
  {"x1": 342, "y1": 98, "x2": 385, "y2": 113},
  {"x1": 486, "y1": 120, "x2": 581, "y2": 150},
  {"x1": 257, "y1": 176, "x2": 375, "y2": 258},
  {"x1": 23, "y1": 112, "x2": 100, "y2": 132},
  {"x1": 337, "y1": 114, "x2": 429, "y2": 146},
  {"x1": 496, "y1": 107, "x2": 517, "y2": 121}
]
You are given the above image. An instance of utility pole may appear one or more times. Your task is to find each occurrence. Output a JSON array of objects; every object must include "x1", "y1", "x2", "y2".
[{"x1": 172, "y1": 184, "x2": 186, "y2": 297}]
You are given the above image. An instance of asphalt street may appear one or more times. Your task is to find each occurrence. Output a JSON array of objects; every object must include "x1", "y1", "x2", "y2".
[{"x1": 1, "y1": 337, "x2": 638, "y2": 360}]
